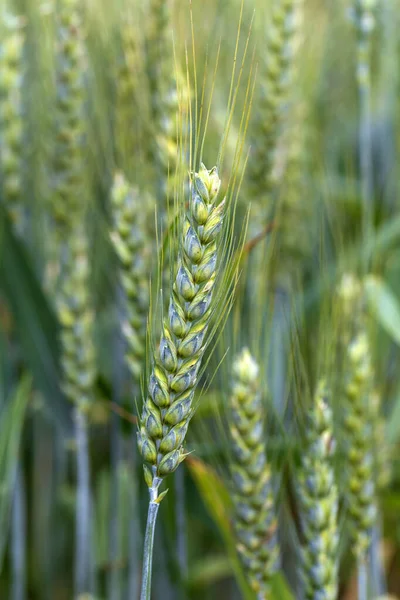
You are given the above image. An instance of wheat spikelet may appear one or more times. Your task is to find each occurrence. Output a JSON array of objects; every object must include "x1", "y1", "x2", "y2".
[
  {"x1": 51, "y1": 0, "x2": 87, "y2": 232},
  {"x1": 138, "y1": 163, "x2": 226, "y2": 486},
  {"x1": 337, "y1": 274, "x2": 377, "y2": 558},
  {"x1": 297, "y1": 380, "x2": 339, "y2": 600},
  {"x1": 248, "y1": 0, "x2": 302, "y2": 204},
  {"x1": 229, "y1": 348, "x2": 279, "y2": 599},
  {"x1": 110, "y1": 172, "x2": 150, "y2": 384},
  {"x1": 0, "y1": 14, "x2": 25, "y2": 234}
]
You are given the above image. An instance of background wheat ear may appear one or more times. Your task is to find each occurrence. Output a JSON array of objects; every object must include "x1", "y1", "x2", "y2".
[
  {"x1": 110, "y1": 172, "x2": 150, "y2": 387},
  {"x1": 50, "y1": 0, "x2": 88, "y2": 238},
  {"x1": 228, "y1": 348, "x2": 279, "y2": 600},
  {"x1": 0, "y1": 13, "x2": 26, "y2": 236},
  {"x1": 248, "y1": 0, "x2": 302, "y2": 211},
  {"x1": 297, "y1": 380, "x2": 339, "y2": 600},
  {"x1": 48, "y1": 0, "x2": 97, "y2": 595},
  {"x1": 337, "y1": 274, "x2": 377, "y2": 580}
]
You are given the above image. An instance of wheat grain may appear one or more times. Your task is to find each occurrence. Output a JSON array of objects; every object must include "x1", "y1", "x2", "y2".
[{"x1": 229, "y1": 348, "x2": 279, "y2": 599}]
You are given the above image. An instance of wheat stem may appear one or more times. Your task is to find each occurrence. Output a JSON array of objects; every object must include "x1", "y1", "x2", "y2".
[
  {"x1": 369, "y1": 520, "x2": 386, "y2": 597},
  {"x1": 140, "y1": 476, "x2": 162, "y2": 600},
  {"x1": 351, "y1": 0, "x2": 376, "y2": 270},
  {"x1": 128, "y1": 459, "x2": 141, "y2": 599},
  {"x1": 357, "y1": 557, "x2": 368, "y2": 600},
  {"x1": 11, "y1": 466, "x2": 26, "y2": 600},
  {"x1": 108, "y1": 306, "x2": 124, "y2": 600},
  {"x1": 74, "y1": 407, "x2": 91, "y2": 596},
  {"x1": 175, "y1": 466, "x2": 188, "y2": 583}
]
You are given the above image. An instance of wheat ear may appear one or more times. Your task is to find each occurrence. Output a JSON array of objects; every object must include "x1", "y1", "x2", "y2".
[
  {"x1": 110, "y1": 172, "x2": 149, "y2": 385},
  {"x1": 51, "y1": 0, "x2": 87, "y2": 233},
  {"x1": 114, "y1": 15, "x2": 146, "y2": 174},
  {"x1": 297, "y1": 380, "x2": 339, "y2": 600},
  {"x1": 229, "y1": 348, "x2": 279, "y2": 599},
  {"x1": 249, "y1": 0, "x2": 302, "y2": 203},
  {"x1": 0, "y1": 14, "x2": 25, "y2": 235},
  {"x1": 146, "y1": 0, "x2": 187, "y2": 202},
  {"x1": 139, "y1": 163, "x2": 226, "y2": 600},
  {"x1": 51, "y1": 1, "x2": 95, "y2": 594},
  {"x1": 338, "y1": 275, "x2": 377, "y2": 560}
]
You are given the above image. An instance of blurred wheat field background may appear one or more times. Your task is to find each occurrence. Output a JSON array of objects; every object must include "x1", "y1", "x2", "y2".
[{"x1": 1, "y1": 0, "x2": 400, "y2": 599}]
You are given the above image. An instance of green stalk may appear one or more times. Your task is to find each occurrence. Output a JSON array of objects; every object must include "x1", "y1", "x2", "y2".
[
  {"x1": 369, "y1": 520, "x2": 386, "y2": 596},
  {"x1": 175, "y1": 466, "x2": 187, "y2": 585},
  {"x1": 74, "y1": 407, "x2": 91, "y2": 596},
  {"x1": 358, "y1": 45, "x2": 373, "y2": 271},
  {"x1": 11, "y1": 466, "x2": 26, "y2": 600},
  {"x1": 128, "y1": 449, "x2": 140, "y2": 599},
  {"x1": 352, "y1": 1, "x2": 376, "y2": 269},
  {"x1": 108, "y1": 301, "x2": 124, "y2": 600},
  {"x1": 140, "y1": 476, "x2": 162, "y2": 600},
  {"x1": 357, "y1": 557, "x2": 368, "y2": 600}
]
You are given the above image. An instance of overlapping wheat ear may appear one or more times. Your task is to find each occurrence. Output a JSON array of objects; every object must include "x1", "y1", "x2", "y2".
[
  {"x1": 52, "y1": 0, "x2": 95, "y2": 410},
  {"x1": 110, "y1": 172, "x2": 150, "y2": 386},
  {"x1": 138, "y1": 163, "x2": 232, "y2": 600},
  {"x1": 0, "y1": 13, "x2": 25, "y2": 235},
  {"x1": 337, "y1": 275, "x2": 377, "y2": 574},
  {"x1": 146, "y1": 0, "x2": 188, "y2": 203},
  {"x1": 248, "y1": 0, "x2": 303, "y2": 206},
  {"x1": 297, "y1": 380, "x2": 339, "y2": 600},
  {"x1": 51, "y1": 0, "x2": 88, "y2": 234},
  {"x1": 348, "y1": 0, "x2": 377, "y2": 264},
  {"x1": 272, "y1": 100, "x2": 312, "y2": 286},
  {"x1": 50, "y1": 1, "x2": 95, "y2": 595},
  {"x1": 114, "y1": 13, "x2": 149, "y2": 175},
  {"x1": 228, "y1": 348, "x2": 279, "y2": 600}
]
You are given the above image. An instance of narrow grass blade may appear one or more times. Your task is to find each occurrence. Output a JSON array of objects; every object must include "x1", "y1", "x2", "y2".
[
  {"x1": 0, "y1": 375, "x2": 31, "y2": 570},
  {"x1": 186, "y1": 457, "x2": 254, "y2": 600}
]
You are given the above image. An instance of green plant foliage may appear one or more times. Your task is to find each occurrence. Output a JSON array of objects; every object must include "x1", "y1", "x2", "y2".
[
  {"x1": 0, "y1": 0, "x2": 400, "y2": 598},
  {"x1": 0, "y1": 375, "x2": 31, "y2": 569}
]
